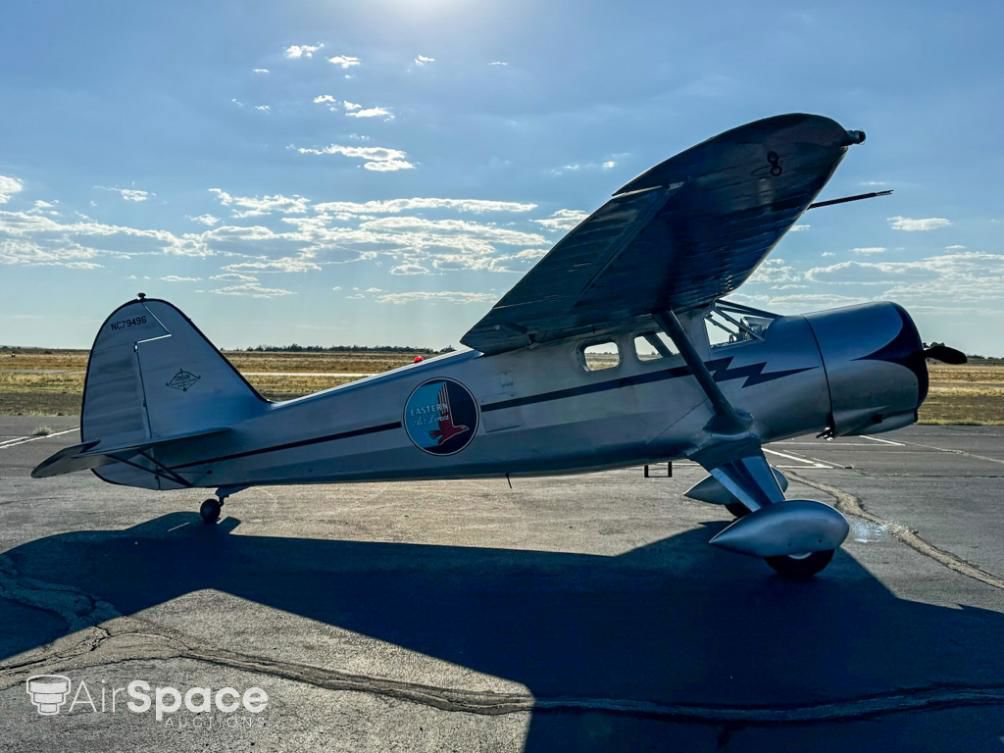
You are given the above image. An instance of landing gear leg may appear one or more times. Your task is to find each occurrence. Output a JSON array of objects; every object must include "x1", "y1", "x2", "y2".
[
  {"x1": 199, "y1": 498, "x2": 222, "y2": 524},
  {"x1": 725, "y1": 502, "x2": 750, "y2": 519}
]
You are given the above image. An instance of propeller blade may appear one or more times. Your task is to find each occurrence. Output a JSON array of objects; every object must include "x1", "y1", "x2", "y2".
[{"x1": 923, "y1": 344, "x2": 968, "y2": 365}]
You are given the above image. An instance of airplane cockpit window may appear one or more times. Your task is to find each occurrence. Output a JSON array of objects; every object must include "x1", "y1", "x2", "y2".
[
  {"x1": 581, "y1": 342, "x2": 620, "y2": 372},
  {"x1": 633, "y1": 331, "x2": 680, "y2": 362},
  {"x1": 705, "y1": 301, "x2": 779, "y2": 349}
]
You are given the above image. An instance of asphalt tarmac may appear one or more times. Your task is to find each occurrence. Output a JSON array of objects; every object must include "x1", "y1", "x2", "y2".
[{"x1": 0, "y1": 417, "x2": 1002, "y2": 752}]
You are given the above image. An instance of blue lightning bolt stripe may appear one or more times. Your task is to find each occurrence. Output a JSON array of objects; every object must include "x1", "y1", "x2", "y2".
[
  {"x1": 481, "y1": 357, "x2": 817, "y2": 412},
  {"x1": 706, "y1": 357, "x2": 815, "y2": 388}
]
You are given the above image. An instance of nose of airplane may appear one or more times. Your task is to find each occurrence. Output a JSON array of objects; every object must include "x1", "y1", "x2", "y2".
[
  {"x1": 805, "y1": 302, "x2": 929, "y2": 435},
  {"x1": 861, "y1": 303, "x2": 929, "y2": 404}
]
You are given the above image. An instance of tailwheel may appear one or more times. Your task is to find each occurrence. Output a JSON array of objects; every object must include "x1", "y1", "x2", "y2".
[
  {"x1": 725, "y1": 502, "x2": 749, "y2": 519},
  {"x1": 765, "y1": 549, "x2": 834, "y2": 579},
  {"x1": 199, "y1": 498, "x2": 222, "y2": 525}
]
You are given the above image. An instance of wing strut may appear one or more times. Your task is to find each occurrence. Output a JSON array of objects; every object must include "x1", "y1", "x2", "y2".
[{"x1": 653, "y1": 310, "x2": 750, "y2": 434}]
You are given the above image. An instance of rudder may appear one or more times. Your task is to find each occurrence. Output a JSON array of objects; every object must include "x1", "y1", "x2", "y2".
[{"x1": 82, "y1": 297, "x2": 267, "y2": 486}]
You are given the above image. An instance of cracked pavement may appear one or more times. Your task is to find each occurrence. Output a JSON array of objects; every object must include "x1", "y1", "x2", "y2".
[{"x1": 0, "y1": 417, "x2": 1002, "y2": 752}]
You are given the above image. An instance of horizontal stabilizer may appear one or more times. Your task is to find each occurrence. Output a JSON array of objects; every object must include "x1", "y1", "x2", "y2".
[
  {"x1": 31, "y1": 426, "x2": 229, "y2": 479},
  {"x1": 686, "y1": 466, "x2": 788, "y2": 505}
]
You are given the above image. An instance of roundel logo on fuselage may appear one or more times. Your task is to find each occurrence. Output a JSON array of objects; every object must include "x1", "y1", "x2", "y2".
[{"x1": 404, "y1": 379, "x2": 479, "y2": 455}]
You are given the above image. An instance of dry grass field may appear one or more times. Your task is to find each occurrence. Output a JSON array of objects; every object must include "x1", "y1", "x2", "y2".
[
  {"x1": 0, "y1": 349, "x2": 419, "y2": 416},
  {"x1": 1, "y1": 348, "x2": 1003, "y2": 424}
]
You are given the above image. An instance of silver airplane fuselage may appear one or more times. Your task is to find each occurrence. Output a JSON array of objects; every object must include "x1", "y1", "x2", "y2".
[{"x1": 117, "y1": 300, "x2": 926, "y2": 491}]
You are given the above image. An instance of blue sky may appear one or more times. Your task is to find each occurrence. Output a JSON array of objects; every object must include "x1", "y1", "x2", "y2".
[{"x1": 1, "y1": 0, "x2": 1002, "y2": 354}]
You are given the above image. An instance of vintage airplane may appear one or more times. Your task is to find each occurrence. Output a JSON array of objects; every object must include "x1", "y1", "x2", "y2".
[{"x1": 32, "y1": 113, "x2": 966, "y2": 578}]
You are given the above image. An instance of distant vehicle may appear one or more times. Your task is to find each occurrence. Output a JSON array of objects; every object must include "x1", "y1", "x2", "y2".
[{"x1": 33, "y1": 114, "x2": 965, "y2": 578}]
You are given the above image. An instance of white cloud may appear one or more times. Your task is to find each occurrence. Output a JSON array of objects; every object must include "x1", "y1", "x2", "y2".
[
  {"x1": 209, "y1": 188, "x2": 310, "y2": 218},
  {"x1": 254, "y1": 104, "x2": 271, "y2": 113},
  {"x1": 489, "y1": 60, "x2": 509, "y2": 67},
  {"x1": 806, "y1": 259, "x2": 939, "y2": 285},
  {"x1": 0, "y1": 208, "x2": 215, "y2": 258},
  {"x1": 161, "y1": 275, "x2": 200, "y2": 282},
  {"x1": 312, "y1": 197, "x2": 536, "y2": 215},
  {"x1": 207, "y1": 281, "x2": 295, "y2": 298},
  {"x1": 189, "y1": 213, "x2": 220, "y2": 226},
  {"x1": 231, "y1": 98, "x2": 244, "y2": 108},
  {"x1": 293, "y1": 144, "x2": 415, "y2": 172},
  {"x1": 515, "y1": 248, "x2": 548, "y2": 260},
  {"x1": 549, "y1": 160, "x2": 618, "y2": 176},
  {"x1": 879, "y1": 252, "x2": 1004, "y2": 304},
  {"x1": 327, "y1": 54, "x2": 361, "y2": 69},
  {"x1": 314, "y1": 96, "x2": 392, "y2": 120},
  {"x1": 284, "y1": 43, "x2": 323, "y2": 59},
  {"x1": 888, "y1": 216, "x2": 951, "y2": 232},
  {"x1": 945, "y1": 244, "x2": 966, "y2": 250},
  {"x1": 428, "y1": 254, "x2": 513, "y2": 273},
  {"x1": 533, "y1": 209, "x2": 588, "y2": 232},
  {"x1": 253, "y1": 67, "x2": 270, "y2": 74},
  {"x1": 342, "y1": 101, "x2": 393, "y2": 120},
  {"x1": 357, "y1": 159, "x2": 413, "y2": 173},
  {"x1": 851, "y1": 246, "x2": 886, "y2": 255},
  {"x1": 97, "y1": 186, "x2": 153, "y2": 203},
  {"x1": 211, "y1": 272, "x2": 258, "y2": 283},
  {"x1": 390, "y1": 263, "x2": 430, "y2": 275},
  {"x1": 764, "y1": 292, "x2": 868, "y2": 309},
  {"x1": 750, "y1": 257, "x2": 802, "y2": 284},
  {"x1": 0, "y1": 237, "x2": 103, "y2": 268},
  {"x1": 376, "y1": 290, "x2": 498, "y2": 305},
  {"x1": 789, "y1": 223, "x2": 810, "y2": 232},
  {"x1": 414, "y1": 54, "x2": 435, "y2": 65},
  {"x1": 0, "y1": 175, "x2": 23, "y2": 204},
  {"x1": 223, "y1": 252, "x2": 321, "y2": 273},
  {"x1": 360, "y1": 217, "x2": 546, "y2": 246}
]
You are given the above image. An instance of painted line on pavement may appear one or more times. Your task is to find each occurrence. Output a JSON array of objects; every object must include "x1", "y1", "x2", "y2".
[{"x1": 0, "y1": 427, "x2": 78, "y2": 449}]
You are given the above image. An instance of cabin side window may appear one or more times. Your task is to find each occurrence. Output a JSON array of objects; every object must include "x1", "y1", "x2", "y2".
[
  {"x1": 633, "y1": 331, "x2": 680, "y2": 362},
  {"x1": 581, "y1": 341, "x2": 620, "y2": 372}
]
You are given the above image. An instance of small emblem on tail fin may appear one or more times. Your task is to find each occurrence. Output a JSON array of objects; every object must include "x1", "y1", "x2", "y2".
[{"x1": 166, "y1": 369, "x2": 201, "y2": 392}]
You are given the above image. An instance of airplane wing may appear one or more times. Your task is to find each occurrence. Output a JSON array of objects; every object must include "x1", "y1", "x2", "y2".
[{"x1": 461, "y1": 113, "x2": 864, "y2": 354}]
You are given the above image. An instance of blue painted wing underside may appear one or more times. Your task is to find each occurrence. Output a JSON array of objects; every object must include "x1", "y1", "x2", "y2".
[{"x1": 461, "y1": 113, "x2": 857, "y2": 354}]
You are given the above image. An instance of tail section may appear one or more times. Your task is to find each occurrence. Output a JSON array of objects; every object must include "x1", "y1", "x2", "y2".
[{"x1": 78, "y1": 297, "x2": 266, "y2": 487}]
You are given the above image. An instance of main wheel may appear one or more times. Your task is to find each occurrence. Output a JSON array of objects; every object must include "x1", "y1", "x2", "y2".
[
  {"x1": 199, "y1": 498, "x2": 222, "y2": 525},
  {"x1": 725, "y1": 502, "x2": 749, "y2": 519},
  {"x1": 765, "y1": 549, "x2": 834, "y2": 579}
]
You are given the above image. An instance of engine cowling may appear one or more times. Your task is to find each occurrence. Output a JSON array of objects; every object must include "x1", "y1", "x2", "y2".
[{"x1": 804, "y1": 302, "x2": 927, "y2": 436}]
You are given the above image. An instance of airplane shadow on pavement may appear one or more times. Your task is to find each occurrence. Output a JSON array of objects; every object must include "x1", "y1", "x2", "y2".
[{"x1": 1, "y1": 513, "x2": 1003, "y2": 751}]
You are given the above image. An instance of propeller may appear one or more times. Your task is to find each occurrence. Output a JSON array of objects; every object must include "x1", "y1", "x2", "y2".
[{"x1": 923, "y1": 343, "x2": 968, "y2": 365}]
